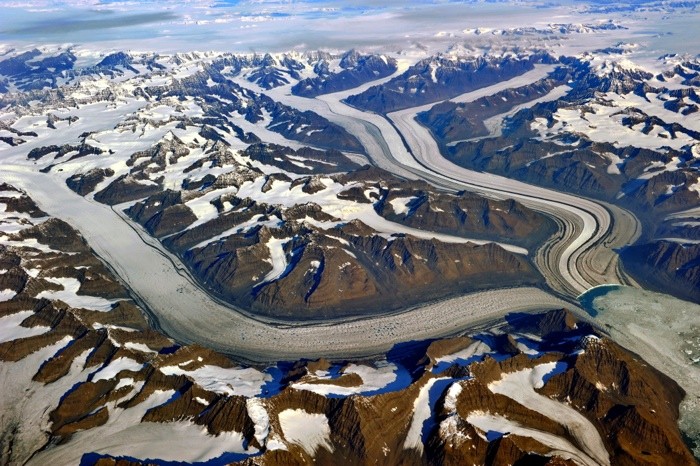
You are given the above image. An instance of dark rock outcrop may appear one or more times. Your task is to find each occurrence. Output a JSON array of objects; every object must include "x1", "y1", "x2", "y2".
[
  {"x1": 93, "y1": 175, "x2": 163, "y2": 205},
  {"x1": 621, "y1": 240, "x2": 700, "y2": 303},
  {"x1": 345, "y1": 52, "x2": 556, "y2": 113},
  {"x1": 66, "y1": 168, "x2": 115, "y2": 196}
]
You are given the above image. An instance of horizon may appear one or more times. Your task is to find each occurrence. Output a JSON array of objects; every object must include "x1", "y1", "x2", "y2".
[{"x1": 0, "y1": 0, "x2": 674, "y2": 54}]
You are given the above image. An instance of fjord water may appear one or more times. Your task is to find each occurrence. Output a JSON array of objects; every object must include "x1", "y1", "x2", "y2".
[{"x1": 579, "y1": 285, "x2": 700, "y2": 458}]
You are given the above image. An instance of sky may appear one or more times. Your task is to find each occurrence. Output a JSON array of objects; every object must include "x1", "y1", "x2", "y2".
[
  {"x1": 0, "y1": 0, "x2": 699, "y2": 54},
  {"x1": 0, "y1": 1, "x2": 547, "y2": 52}
]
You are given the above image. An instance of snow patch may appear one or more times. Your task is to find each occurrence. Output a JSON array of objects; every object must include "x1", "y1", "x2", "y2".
[
  {"x1": 0, "y1": 288, "x2": 17, "y2": 302},
  {"x1": 488, "y1": 363, "x2": 609, "y2": 465},
  {"x1": 467, "y1": 411, "x2": 601, "y2": 466},
  {"x1": 292, "y1": 361, "x2": 399, "y2": 396},
  {"x1": 0, "y1": 310, "x2": 51, "y2": 343},
  {"x1": 389, "y1": 196, "x2": 418, "y2": 216},
  {"x1": 37, "y1": 277, "x2": 117, "y2": 311},
  {"x1": 159, "y1": 364, "x2": 270, "y2": 397},
  {"x1": 404, "y1": 377, "x2": 447, "y2": 453},
  {"x1": 246, "y1": 398, "x2": 270, "y2": 447},
  {"x1": 93, "y1": 357, "x2": 144, "y2": 381},
  {"x1": 260, "y1": 236, "x2": 291, "y2": 285},
  {"x1": 278, "y1": 409, "x2": 333, "y2": 456},
  {"x1": 124, "y1": 342, "x2": 156, "y2": 353}
]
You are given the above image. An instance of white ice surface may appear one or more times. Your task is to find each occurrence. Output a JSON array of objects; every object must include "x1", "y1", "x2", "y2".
[
  {"x1": 292, "y1": 360, "x2": 398, "y2": 396},
  {"x1": 0, "y1": 288, "x2": 17, "y2": 302},
  {"x1": 29, "y1": 390, "x2": 252, "y2": 465},
  {"x1": 404, "y1": 377, "x2": 448, "y2": 454},
  {"x1": 0, "y1": 311, "x2": 50, "y2": 343},
  {"x1": 435, "y1": 341, "x2": 491, "y2": 365},
  {"x1": 260, "y1": 235, "x2": 291, "y2": 285},
  {"x1": 532, "y1": 92, "x2": 700, "y2": 151},
  {"x1": 246, "y1": 398, "x2": 270, "y2": 447},
  {"x1": 0, "y1": 236, "x2": 55, "y2": 253},
  {"x1": 37, "y1": 277, "x2": 117, "y2": 311},
  {"x1": 123, "y1": 342, "x2": 157, "y2": 353},
  {"x1": 159, "y1": 363, "x2": 271, "y2": 397},
  {"x1": 488, "y1": 364, "x2": 609, "y2": 466},
  {"x1": 389, "y1": 196, "x2": 418, "y2": 215},
  {"x1": 444, "y1": 382, "x2": 463, "y2": 413},
  {"x1": 92, "y1": 357, "x2": 144, "y2": 382},
  {"x1": 467, "y1": 411, "x2": 602, "y2": 466},
  {"x1": 0, "y1": 336, "x2": 79, "y2": 464},
  {"x1": 278, "y1": 409, "x2": 333, "y2": 456}
]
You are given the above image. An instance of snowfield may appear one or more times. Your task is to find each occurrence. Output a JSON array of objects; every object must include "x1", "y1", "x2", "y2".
[
  {"x1": 487, "y1": 363, "x2": 610, "y2": 466},
  {"x1": 531, "y1": 91, "x2": 700, "y2": 151},
  {"x1": 159, "y1": 363, "x2": 271, "y2": 397},
  {"x1": 37, "y1": 276, "x2": 118, "y2": 312},
  {"x1": 29, "y1": 390, "x2": 252, "y2": 465},
  {"x1": 278, "y1": 409, "x2": 333, "y2": 456},
  {"x1": 0, "y1": 310, "x2": 50, "y2": 343},
  {"x1": 292, "y1": 360, "x2": 401, "y2": 396},
  {"x1": 404, "y1": 377, "x2": 449, "y2": 454},
  {"x1": 467, "y1": 412, "x2": 603, "y2": 466}
]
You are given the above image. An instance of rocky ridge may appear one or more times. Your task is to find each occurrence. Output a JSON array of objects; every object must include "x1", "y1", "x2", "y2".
[
  {"x1": 345, "y1": 51, "x2": 557, "y2": 113},
  {"x1": 291, "y1": 49, "x2": 398, "y2": 98},
  {"x1": 0, "y1": 47, "x2": 398, "y2": 96},
  {"x1": 125, "y1": 164, "x2": 548, "y2": 319}
]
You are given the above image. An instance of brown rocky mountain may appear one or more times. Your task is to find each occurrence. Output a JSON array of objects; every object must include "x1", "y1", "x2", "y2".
[
  {"x1": 620, "y1": 240, "x2": 700, "y2": 303},
  {"x1": 242, "y1": 143, "x2": 362, "y2": 175},
  {"x1": 0, "y1": 186, "x2": 696, "y2": 466},
  {"x1": 121, "y1": 164, "x2": 548, "y2": 319},
  {"x1": 373, "y1": 174, "x2": 557, "y2": 247},
  {"x1": 345, "y1": 52, "x2": 556, "y2": 113}
]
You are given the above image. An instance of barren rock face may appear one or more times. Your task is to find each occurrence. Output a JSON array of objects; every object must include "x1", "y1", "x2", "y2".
[
  {"x1": 66, "y1": 168, "x2": 114, "y2": 196},
  {"x1": 93, "y1": 174, "x2": 165, "y2": 205},
  {"x1": 621, "y1": 240, "x2": 700, "y2": 303},
  {"x1": 244, "y1": 231, "x2": 539, "y2": 318}
]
